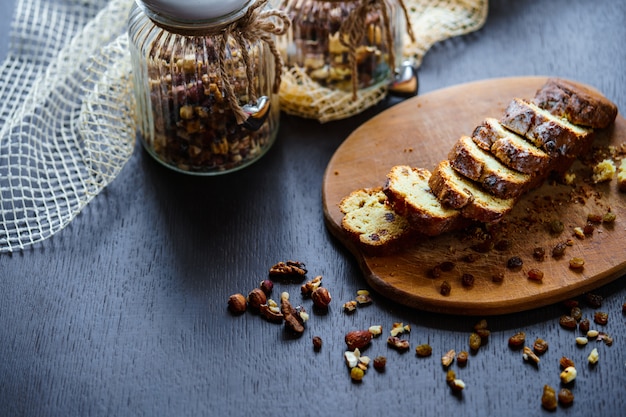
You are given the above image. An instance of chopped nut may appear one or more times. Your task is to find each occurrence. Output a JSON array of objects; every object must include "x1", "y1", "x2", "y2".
[
  {"x1": 522, "y1": 346, "x2": 540, "y2": 364},
  {"x1": 445, "y1": 369, "x2": 465, "y2": 392},
  {"x1": 259, "y1": 302, "x2": 284, "y2": 323},
  {"x1": 269, "y1": 260, "x2": 307, "y2": 278},
  {"x1": 344, "y1": 348, "x2": 370, "y2": 371},
  {"x1": 569, "y1": 257, "x2": 585, "y2": 270},
  {"x1": 573, "y1": 227, "x2": 585, "y2": 239},
  {"x1": 508, "y1": 332, "x2": 526, "y2": 349},
  {"x1": 588, "y1": 347, "x2": 599, "y2": 364},
  {"x1": 387, "y1": 336, "x2": 410, "y2": 352},
  {"x1": 342, "y1": 300, "x2": 357, "y2": 313},
  {"x1": 541, "y1": 385, "x2": 558, "y2": 411},
  {"x1": 390, "y1": 322, "x2": 408, "y2": 337},
  {"x1": 368, "y1": 325, "x2": 382, "y2": 337},
  {"x1": 441, "y1": 349, "x2": 455, "y2": 367},
  {"x1": 560, "y1": 366, "x2": 577, "y2": 384},
  {"x1": 586, "y1": 329, "x2": 599, "y2": 338},
  {"x1": 227, "y1": 293, "x2": 247, "y2": 314},
  {"x1": 300, "y1": 275, "x2": 322, "y2": 297},
  {"x1": 247, "y1": 288, "x2": 267, "y2": 311},
  {"x1": 575, "y1": 336, "x2": 588, "y2": 345},
  {"x1": 280, "y1": 292, "x2": 305, "y2": 334},
  {"x1": 560, "y1": 356, "x2": 575, "y2": 369},
  {"x1": 598, "y1": 332, "x2": 613, "y2": 346},
  {"x1": 355, "y1": 290, "x2": 373, "y2": 306},
  {"x1": 415, "y1": 344, "x2": 433, "y2": 357},
  {"x1": 345, "y1": 330, "x2": 373, "y2": 351},
  {"x1": 311, "y1": 287, "x2": 332, "y2": 309}
]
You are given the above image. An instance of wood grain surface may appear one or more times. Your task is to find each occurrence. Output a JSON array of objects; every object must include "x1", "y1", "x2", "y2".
[{"x1": 323, "y1": 77, "x2": 626, "y2": 315}]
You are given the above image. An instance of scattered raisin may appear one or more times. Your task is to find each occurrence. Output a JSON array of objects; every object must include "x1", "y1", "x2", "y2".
[
  {"x1": 527, "y1": 268, "x2": 544, "y2": 281},
  {"x1": 415, "y1": 344, "x2": 433, "y2": 357},
  {"x1": 506, "y1": 256, "x2": 523, "y2": 270},
  {"x1": 602, "y1": 212, "x2": 616, "y2": 223},
  {"x1": 312, "y1": 336, "x2": 323, "y2": 351},
  {"x1": 461, "y1": 273, "x2": 474, "y2": 288},
  {"x1": 578, "y1": 318, "x2": 590, "y2": 334},
  {"x1": 570, "y1": 306, "x2": 582, "y2": 321},
  {"x1": 585, "y1": 293, "x2": 603, "y2": 308},
  {"x1": 550, "y1": 219, "x2": 564, "y2": 234},
  {"x1": 559, "y1": 315, "x2": 577, "y2": 330},
  {"x1": 469, "y1": 332, "x2": 482, "y2": 351},
  {"x1": 558, "y1": 388, "x2": 574, "y2": 407},
  {"x1": 457, "y1": 351, "x2": 469, "y2": 366},
  {"x1": 373, "y1": 356, "x2": 387, "y2": 371},
  {"x1": 582, "y1": 224, "x2": 594, "y2": 235},
  {"x1": 428, "y1": 266, "x2": 442, "y2": 278},
  {"x1": 532, "y1": 247, "x2": 545, "y2": 261},
  {"x1": 508, "y1": 331, "x2": 526, "y2": 348},
  {"x1": 440, "y1": 281, "x2": 451, "y2": 296},
  {"x1": 492, "y1": 272, "x2": 505, "y2": 283},
  {"x1": 593, "y1": 311, "x2": 609, "y2": 325},
  {"x1": 552, "y1": 242, "x2": 567, "y2": 258},
  {"x1": 533, "y1": 338, "x2": 549, "y2": 354},
  {"x1": 494, "y1": 239, "x2": 512, "y2": 251},
  {"x1": 541, "y1": 385, "x2": 558, "y2": 411},
  {"x1": 587, "y1": 213, "x2": 603, "y2": 223}
]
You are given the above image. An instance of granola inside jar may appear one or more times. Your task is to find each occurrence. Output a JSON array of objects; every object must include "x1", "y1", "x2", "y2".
[
  {"x1": 128, "y1": 0, "x2": 288, "y2": 174},
  {"x1": 276, "y1": 0, "x2": 411, "y2": 119}
]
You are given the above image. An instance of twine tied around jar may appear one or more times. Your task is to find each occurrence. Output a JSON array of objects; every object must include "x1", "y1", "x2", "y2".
[
  {"x1": 340, "y1": 0, "x2": 416, "y2": 100},
  {"x1": 218, "y1": 0, "x2": 291, "y2": 124}
]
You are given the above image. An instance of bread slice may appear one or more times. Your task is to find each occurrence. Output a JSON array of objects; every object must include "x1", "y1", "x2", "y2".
[
  {"x1": 500, "y1": 98, "x2": 594, "y2": 157},
  {"x1": 472, "y1": 117, "x2": 552, "y2": 176},
  {"x1": 429, "y1": 160, "x2": 516, "y2": 223},
  {"x1": 339, "y1": 187, "x2": 412, "y2": 254},
  {"x1": 448, "y1": 135, "x2": 533, "y2": 199},
  {"x1": 533, "y1": 78, "x2": 618, "y2": 129},
  {"x1": 383, "y1": 165, "x2": 469, "y2": 236}
]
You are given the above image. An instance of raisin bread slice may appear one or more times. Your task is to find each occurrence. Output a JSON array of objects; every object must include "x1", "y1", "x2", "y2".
[
  {"x1": 339, "y1": 187, "x2": 412, "y2": 254},
  {"x1": 533, "y1": 78, "x2": 618, "y2": 129},
  {"x1": 429, "y1": 160, "x2": 516, "y2": 223},
  {"x1": 500, "y1": 98, "x2": 594, "y2": 158},
  {"x1": 383, "y1": 165, "x2": 469, "y2": 236},
  {"x1": 448, "y1": 135, "x2": 534, "y2": 200},
  {"x1": 472, "y1": 117, "x2": 552, "y2": 176}
]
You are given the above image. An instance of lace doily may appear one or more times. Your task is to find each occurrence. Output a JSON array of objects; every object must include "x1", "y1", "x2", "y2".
[{"x1": 0, "y1": 0, "x2": 487, "y2": 252}]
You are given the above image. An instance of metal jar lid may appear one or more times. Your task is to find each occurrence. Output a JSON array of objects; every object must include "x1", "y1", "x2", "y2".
[{"x1": 139, "y1": 0, "x2": 253, "y2": 22}]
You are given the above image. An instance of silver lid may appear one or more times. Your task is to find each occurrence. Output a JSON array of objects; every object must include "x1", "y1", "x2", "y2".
[{"x1": 139, "y1": 0, "x2": 252, "y2": 22}]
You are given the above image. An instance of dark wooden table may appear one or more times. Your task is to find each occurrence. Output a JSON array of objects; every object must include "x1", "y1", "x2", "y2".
[{"x1": 2, "y1": 1, "x2": 625, "y2": 416}]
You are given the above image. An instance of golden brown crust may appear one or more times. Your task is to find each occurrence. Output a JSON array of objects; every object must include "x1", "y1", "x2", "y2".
[{"x1": 533, "y1": 78, "x2": 618, "y2": 129}]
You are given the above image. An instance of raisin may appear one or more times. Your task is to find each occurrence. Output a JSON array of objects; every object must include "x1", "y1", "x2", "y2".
[
  {"x1": 508, "y1": 331, "x2": 525, "y2": 348},
  {"x1": 415, "y1": 344, "x2": 433, "y2": 357},
  {"x1": 456, "y1": 351, "x2": 469, "y2": 366},
  {"x1": 532, "y1": 247, "x2": 545, "y2": 261},
  {"x1": 585, "y1": 293, "x2": 603, "y2": 308},
  {"x1": 570, "y1": 306, "x2": 582, "y2": 321},
  {"x1": 506, "y1": 256, "x2": 523, "y2": 270},
  {"x1": 373, "y1": 356, "x2": 387, "y2": 371},
  {"x1": 440, "y1": 281, "x2": 451, "y2": 296},
  {"x1": 559, "y1": 315, "x2": 577, "y2": 330},
  {"x1": 469, "y1": 332, "x2": 482, "y2": 351},
  {"x1": 558, "y1": 388, "x2": 574, "y2": 407},
  {"x1": 552, "y1": 242, "x2": 567, "y2": 258},
  {"x1": 428, "y1": 266, "x2": 442, "y2": 278},
  {"x1": 541, "y1": 385, "x2": 558, "y2": 411},
  {"x1": 527, "y1": 268, "x2": 544, "y2": 281},
  {"x1": 492, "y1": 272, "x2": 505, "y2": 283},
  {"x1": 550, "y1": 219, "x2": 564, "y2": 234},
  {"x1": 578, "y1": 318, "x2": 590, "y2": 334},
  {"x1": 461, "y1": 273, "x2": 474, "y2": 288},
  {"x1": 438, "y1": 261, "x2": 455, "y2": 271},
  {"x1": 594, "y1": 311, "x2": 608, "y2": 325},
  {"x1": 533, "y1": 338, "x2": 549, "y2": 354},
  {"x1": 494, "y1": 239, "x2": 512, "y2": 251}
]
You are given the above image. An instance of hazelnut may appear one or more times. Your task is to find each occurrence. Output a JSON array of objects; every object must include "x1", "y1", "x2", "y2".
[
  {"x1": 259, "y1": 279, "x2": 273, "y2": 295},
  {"x1": 227, "y1": 293, "x2": 247, "y2": 314},
  {"x1": 247, "y1": 288, "x2": 267, "y2": 311},
  {"x1": 311, "y1": 287, "x2": 332, "y2": 309}
]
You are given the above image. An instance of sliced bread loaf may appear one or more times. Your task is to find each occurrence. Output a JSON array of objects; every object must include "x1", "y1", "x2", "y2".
[
  {"x1": 472, "y1": 117, "x2": 552, "y2": 176},
  {"x1": 448, "y1": 135, "x2": 533, "y2": 199},
  {"x1": 533, "y1": 78, "x2": 618, "y2": 129},
  {"x1": 429, "y1": 160, "x2": 516, "y2": 223},
  {"x1": 500, "y1": 98, "x2": 594, "y2": 158},
  {"x1": 383, "y1": 165, "x2": 469, "y2": 236},
  {"x1": 339, "y1": 187, "x2": 412, "y2": 254}
]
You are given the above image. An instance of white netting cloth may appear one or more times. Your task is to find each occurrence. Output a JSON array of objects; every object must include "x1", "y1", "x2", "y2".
[{"x1": 0, "y1": 0, "x2": 487, "y2": 253}]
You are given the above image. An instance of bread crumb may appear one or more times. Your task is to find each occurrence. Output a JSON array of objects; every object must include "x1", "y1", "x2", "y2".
[
  {"x1": 618, "y1": 159, "x2": 626, "y2": 192},
  {"x1": 592, "y1": 159, "x2": 616, "y2": 183}
]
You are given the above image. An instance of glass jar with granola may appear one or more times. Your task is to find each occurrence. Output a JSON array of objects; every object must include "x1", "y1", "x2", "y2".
[
  {"x1": 275, "y1": 0, "x2": 414, "y2": 121},
  {"x1": 128, "y1": 0, "x2": 289, "y2": 174}
]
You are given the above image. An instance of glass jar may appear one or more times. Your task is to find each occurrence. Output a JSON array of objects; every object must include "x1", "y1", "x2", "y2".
[
  {"x1": 128, "y1": 0, "x2": 287, "y2": 175},
  {"x1": 275, "y1": 0, "x2": 411, "y2": 120}
]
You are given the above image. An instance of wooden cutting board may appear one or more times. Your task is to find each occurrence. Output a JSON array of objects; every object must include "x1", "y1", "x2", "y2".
[{"x1": 322, "y1": 76, "x2": 626, "y2": 315}]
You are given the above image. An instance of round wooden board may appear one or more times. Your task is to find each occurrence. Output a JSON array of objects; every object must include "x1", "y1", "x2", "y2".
[{"x1": 322, "y1": 76, "x2": 626, "y2": 315}]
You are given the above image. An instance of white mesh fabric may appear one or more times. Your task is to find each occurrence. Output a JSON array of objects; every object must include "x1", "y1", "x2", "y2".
[{"x1": 0, "y1": 0, "x2": 487, "y2": 252}]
